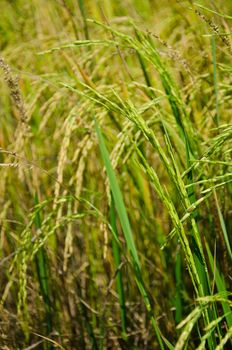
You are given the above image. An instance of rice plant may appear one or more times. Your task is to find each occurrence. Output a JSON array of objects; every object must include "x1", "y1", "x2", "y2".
[{"x1": 0, "y1": 0, "x2": 231, "y2": 349}]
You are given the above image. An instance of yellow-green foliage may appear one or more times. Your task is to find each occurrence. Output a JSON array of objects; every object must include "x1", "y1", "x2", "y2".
[{"x1": 0, "y1": 1, "x2": 232, "y2": 349}]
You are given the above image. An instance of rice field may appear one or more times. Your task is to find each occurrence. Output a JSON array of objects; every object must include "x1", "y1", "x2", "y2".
[{"x1": 0, "y1": 0, "x2": 232, "y2": 349}]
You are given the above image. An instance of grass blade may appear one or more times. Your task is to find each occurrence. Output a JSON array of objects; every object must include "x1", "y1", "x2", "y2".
[
  {"x1": 95, "y1": 118, "x2": 165, "y2": 349},
  {"x1": 109, "y1": 195, "x2": 127, "y2": 339},
  {"x1": 206, "y1": 242, "x2": 232, "y2": 328}
]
